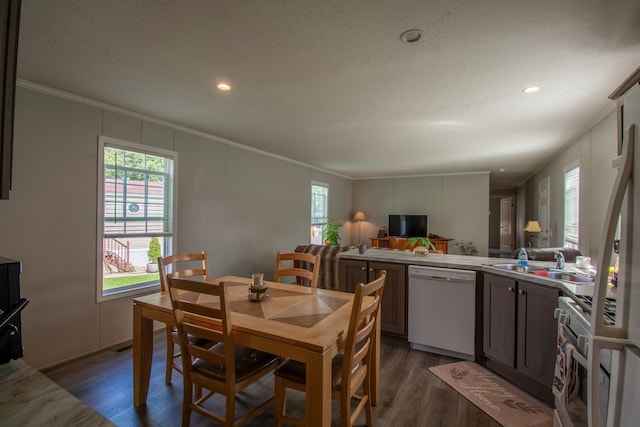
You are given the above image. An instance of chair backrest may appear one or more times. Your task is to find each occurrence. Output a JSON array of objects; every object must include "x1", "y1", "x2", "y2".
[
  {"x1": 274, "y1": 251, "x2": 321, "y2": 288},
  {"x1": 157, "y1": 252, "x2": 208, "y2": 292},
  {"x1": 166, "y1": 277, "x2": 235, "y2": 381},
  {"x1": 341, "y1": 270, "x2": 386, "y2": 392}
]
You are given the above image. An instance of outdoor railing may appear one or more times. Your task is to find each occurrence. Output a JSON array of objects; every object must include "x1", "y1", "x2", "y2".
[{"x1": 104, "y1": 238, "x2": 131, "y2": 273}]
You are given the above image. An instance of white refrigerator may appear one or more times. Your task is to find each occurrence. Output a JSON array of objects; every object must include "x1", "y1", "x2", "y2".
[{"x1": 589, "y1": 69, "x2": 640, "y2": 427}]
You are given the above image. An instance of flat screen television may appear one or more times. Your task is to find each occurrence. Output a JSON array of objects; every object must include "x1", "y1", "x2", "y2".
[{"x1": 388, "y1": 214, "x2": 428, "y2": 238}]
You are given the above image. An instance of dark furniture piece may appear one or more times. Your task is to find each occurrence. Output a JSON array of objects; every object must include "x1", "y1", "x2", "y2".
[
  {"x1": 339, "y1": 259, "x2": 407, "y2": 337},
  {"x1": 510, "y1": 247, "x2": 582, "y2": 263},
  {"x1": 1, "y1": 256, "x2": 27, "y2": 365},
  {"x1": 483, "y1": 272, "x2": 559, "y2": 405},
  {"x1": 0, "y1": 0, "x2": 21, "y2": 200}
]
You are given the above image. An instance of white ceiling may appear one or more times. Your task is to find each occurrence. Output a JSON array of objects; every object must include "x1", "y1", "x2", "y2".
[{"x1": 16, "y1": 1, "x2": 640, "y2": 188}]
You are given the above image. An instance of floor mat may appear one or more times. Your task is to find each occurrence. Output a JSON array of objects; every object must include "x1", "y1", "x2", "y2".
[{"x1": 429, "y1": 361, "x2": 553, "y2": 427}]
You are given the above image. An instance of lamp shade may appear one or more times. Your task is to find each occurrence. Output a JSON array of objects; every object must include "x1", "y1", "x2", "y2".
[
  {"x1": 352, "y1": 211, "x2": 366, "y2": 221},
  {"x1": 523, "y1": 220, "x2": 542, "y2": 233}
]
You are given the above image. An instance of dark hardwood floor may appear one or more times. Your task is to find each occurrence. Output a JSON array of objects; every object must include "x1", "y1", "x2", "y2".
[{"x1": 43, "y1": 331, "x2": 501, "y2": 427}]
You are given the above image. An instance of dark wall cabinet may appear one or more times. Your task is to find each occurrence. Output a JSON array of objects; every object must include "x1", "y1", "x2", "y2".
[
  {"x1": 339, "y1": 259, "x2": 407, "y2": 337},
  {"x1": 483, "y1": 273, "x2": 559, "y2": 404}
]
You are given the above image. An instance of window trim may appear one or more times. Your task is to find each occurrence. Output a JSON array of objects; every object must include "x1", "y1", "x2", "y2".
[
  {"x1": 96, "y1": 135, "x2": 178, "y2": 302},
  {"x1": 563, "y1": 160, "x2": 580, "y2": 249},
  {"x1": 311, "y1": 182, "x2": 329, "y2": 245}
]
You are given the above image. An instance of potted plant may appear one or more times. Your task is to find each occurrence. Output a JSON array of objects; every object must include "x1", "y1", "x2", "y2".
[
  {"x1": 454, "y1": 240, "x2": 478, "y2": 256},
  {"x1": 146, "y1": 237, "x2": 161, "y2": 272},
  {"x1": 322, "y1": 219, "x2": 342, "y2": 245},
  {"x1": 406, "y1": 236, "x2": 435, "y2": 257}
]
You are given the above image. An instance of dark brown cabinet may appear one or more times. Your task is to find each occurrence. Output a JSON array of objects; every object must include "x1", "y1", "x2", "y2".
[
  {"x1": 339, "y1": 259, "x2": 407, "y2": 337},
  {"x1": 483, "y1": 273, "x2": 559, "y2": 404},
  {"x1": 483, "y1": 274, "x2": 517, "y2": 365}
]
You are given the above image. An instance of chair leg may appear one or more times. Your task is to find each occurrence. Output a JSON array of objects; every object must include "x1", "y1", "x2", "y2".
[
  {"x1": 341, "y1": 392, "x2": 351, "y2": 427},
  {"x1": 165, "y1": 327, "x2": 174, "y2": 384},
  {"x1": 274, "y1": 377, "x2": 284, "y2": 426},
  {"x1": 182, "y1": 380, "x2": 192, "y2": 427},
  {"x1": 363, "y1": 375, "x2": 373, "y2": 426},
  {"x1": 226, "y1": 394, "x2": 235, "y2": 427}
]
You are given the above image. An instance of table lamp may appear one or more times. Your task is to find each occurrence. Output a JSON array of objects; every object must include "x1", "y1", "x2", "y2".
[
  {"x1": 523, "y1": 220, "x2": 542, "y2": 247},
  {"x1": 352, "y1": 211, "x2": 366, "y2": 244}
]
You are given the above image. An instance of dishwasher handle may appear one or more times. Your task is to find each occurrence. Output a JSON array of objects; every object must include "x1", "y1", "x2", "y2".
[
  {"x1": 421, "y1": 275, "x2": 452, "y2": 282},
  {"x1": 408, "y1": 266, "x2": 476, "y2": 283}
]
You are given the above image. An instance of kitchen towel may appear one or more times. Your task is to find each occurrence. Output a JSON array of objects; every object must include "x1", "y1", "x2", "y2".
[{"x1": 552, "y1": 325, "x2": 580, "y2": 404}]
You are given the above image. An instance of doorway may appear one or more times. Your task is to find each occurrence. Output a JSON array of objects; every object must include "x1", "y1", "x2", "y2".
[
  {"x1": 499, "y1": 197, "x2": 515, "y2": 253},
  {"x1": 488, "y1": 196, "x2": 515, "y2": 257}
]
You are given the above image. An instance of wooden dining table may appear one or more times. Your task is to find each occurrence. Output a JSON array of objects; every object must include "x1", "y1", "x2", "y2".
[{"x1": 133, "y1": 275, "x2": 380, "y2": 427}]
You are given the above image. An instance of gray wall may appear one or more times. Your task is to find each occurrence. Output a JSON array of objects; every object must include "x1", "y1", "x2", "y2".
[
  {"x1": 352, "y1": 174, "x2": 490, "y2": 256},
  {"x1": 0, "y1": 86, "x2": 352, "y2": 369},
  {"x1": 522, "y1": 110, "x2": 618, "y2": 262},
  {"x1": 2, "y1": 85, "x2": 491, "y2": 369}
]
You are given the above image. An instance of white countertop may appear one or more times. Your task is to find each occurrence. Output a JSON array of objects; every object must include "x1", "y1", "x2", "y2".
[
  {"x1": 338, "y1": 248, "x2": 615, "y2": 299},
  {"x1": 0, "y1": 359, "x2": 114, "y2": 426},
  {"x1": 338, "y1": 248, "x2": 500, "y2": 270}
]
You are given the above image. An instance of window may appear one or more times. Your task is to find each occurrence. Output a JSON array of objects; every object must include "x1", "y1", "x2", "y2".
[
  {"x1": 310, "y1": 183, "x2": 328, "y2": 245},
  {"x1": 97, "y1": 136, "x2": 177, "y2": 300},
  {"x1": 564, "y1": 162, "x2": 580, "y2": 249}
]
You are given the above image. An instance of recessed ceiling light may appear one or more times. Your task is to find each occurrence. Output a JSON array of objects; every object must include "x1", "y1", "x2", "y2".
[
  {"x1": 498, "y1": 168, "x2": 506, "y2": 172},
  {"x1": 400, "y1": 29, "x2": 423, "y2": 43},
  {"x1": 522, "y1": 86, "x2": 540, "y2": 94},
  {"x1": 216, "y1": 82, "x2": 232, "y2": 91}
]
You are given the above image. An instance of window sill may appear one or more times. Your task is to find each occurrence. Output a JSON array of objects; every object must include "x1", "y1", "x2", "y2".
[{"x1": 97, "y1": 281, "x2": 161, "y2": 303}]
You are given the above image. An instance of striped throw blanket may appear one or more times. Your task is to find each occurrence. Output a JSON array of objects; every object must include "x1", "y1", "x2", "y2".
[{"x1": 295, "y1": 244, "x2": 354, "y2": 290}]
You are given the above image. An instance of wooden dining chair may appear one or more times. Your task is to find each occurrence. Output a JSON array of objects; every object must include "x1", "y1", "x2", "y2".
[
  {"x1": 273, "y1": 251, "x2": 321, "y2": 288},
  {"x1": 273, "y1": 270, "x2": 386, "y2": 427},
  {"x1": 167, "y1": 277, "x2": 280, "y2": 427},
  {"x1": 158, "y1": 251, "x2": 209, "y2": 384}
]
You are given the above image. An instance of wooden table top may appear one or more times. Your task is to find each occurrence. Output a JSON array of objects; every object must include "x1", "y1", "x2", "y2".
[{"x1": 134, "y1": 275, "x2": 354, "y2": 354}]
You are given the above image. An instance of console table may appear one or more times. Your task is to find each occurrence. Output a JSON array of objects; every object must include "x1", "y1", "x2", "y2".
[{"x1": 369, "y1": 237, "x2": 452, "y2": 254}]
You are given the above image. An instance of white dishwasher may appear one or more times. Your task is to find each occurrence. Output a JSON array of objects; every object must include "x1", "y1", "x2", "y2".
[{"x1": 408, "y1": 265, "x2": 476, "y2": 360}]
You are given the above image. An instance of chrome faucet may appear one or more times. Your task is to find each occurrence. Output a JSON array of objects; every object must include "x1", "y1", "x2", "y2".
[{"x1": 554, "y1": 251, "x2": 565, "y2": 270}]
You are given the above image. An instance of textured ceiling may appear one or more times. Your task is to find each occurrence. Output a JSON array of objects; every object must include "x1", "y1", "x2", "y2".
[{"x1": 16, "y1": 0, "x2": 640, "y2": 188}]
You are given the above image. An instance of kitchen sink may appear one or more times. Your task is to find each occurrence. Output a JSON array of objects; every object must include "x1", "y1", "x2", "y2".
[
  {"x1": 545, "y1": 271, "x2": 594, "y2": 284},
  {"x1": 489, "y1": 263, "x2": 595, "y2": 284},
  {"x1": 489, "y1": 263, "x2": 532, "y2": 273}
]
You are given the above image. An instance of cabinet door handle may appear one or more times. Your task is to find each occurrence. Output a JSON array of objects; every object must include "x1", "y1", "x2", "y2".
[
  {"x1": 519, "y1": 289, "x2": 525, "y2": 295},
  {"x1": 361, "y1": 266, "x2": 366, "y2": 271},
  {"x1": 369, "y1": 267, "x2": 374, "y2": 272},
  {"x1": 508, "y1": 287, "x2": 515, "y2": 292}
]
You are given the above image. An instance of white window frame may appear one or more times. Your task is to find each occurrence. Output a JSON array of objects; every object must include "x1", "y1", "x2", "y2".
[
  {"x1": 96, "y1": 136, "x2": 178, "y2": 302},
  {"x1": 563, "y1": 160, "x2": 580, "y2": 249},
  {"x1": 311, "y1": 182, "x2": 329, "y2": 245}
]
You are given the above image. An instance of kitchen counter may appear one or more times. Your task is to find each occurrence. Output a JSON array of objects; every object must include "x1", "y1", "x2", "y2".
[
  {"x1": 338, "y1": 248, "x2": 500, "y2": 270},
  {"x1": 0, "y1": 359, "x2": 114, "y2": 426},
  {"x1": 338, "y1": 248, "x2": 613, "y2": 299}
]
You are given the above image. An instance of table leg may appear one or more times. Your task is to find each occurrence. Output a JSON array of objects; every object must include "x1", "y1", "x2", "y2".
[
  {"x1": 306, "y1": 350, "x2": 332, "y2": 427},
  {"x1": 133, "y1": 304, "x2": 154, "y2": 406}
]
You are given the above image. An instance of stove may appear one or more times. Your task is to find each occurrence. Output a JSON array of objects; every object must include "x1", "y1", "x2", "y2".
[
  {"x1": 556, "y1": 296, "x2": 613, "y2": 427},
  {"x1": 571, "y1": 295, "x2": 617, "y2": 326},
  {"x1": 557, "y1": 296, "x2": 613, "y2": 374}
]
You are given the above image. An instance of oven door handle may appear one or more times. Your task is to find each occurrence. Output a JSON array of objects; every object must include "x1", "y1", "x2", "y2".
[{"x1": 559, "y1": 323, "x2": 588, "y2": 368}]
